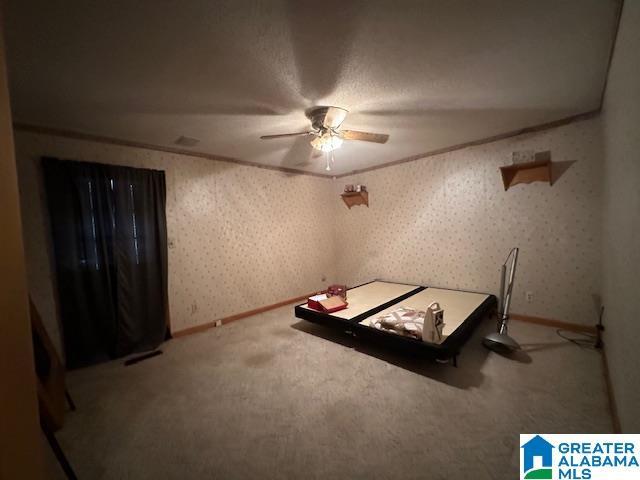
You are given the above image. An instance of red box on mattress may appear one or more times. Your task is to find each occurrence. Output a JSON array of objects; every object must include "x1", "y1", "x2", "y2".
[{"x1": 307, "y1": 294, "x2": 348, "y2": 313}]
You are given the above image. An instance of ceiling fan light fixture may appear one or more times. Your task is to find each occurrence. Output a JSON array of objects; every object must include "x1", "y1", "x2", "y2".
[
  {"x1": 259, "y1": 106, "x2": 389, "y2": 171},
  {"x1": 310, "y1": 132, "x2": 343, "y2": 152}
]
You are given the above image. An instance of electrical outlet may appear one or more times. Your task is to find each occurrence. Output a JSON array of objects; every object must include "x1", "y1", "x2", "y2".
[{"x1": 526, "y1": 291, "x2": 534, "y2": 303}]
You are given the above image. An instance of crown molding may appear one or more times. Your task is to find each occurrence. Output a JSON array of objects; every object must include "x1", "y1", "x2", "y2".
[
  {"x1": 334, "y1": 109, "x2": 600, "y2": 178},
  {"x1": 12, "y1": 123, "x2": 330, "y2": 179},
  {"x1": 14, "y1": 109, "x2": 600, "y2": 180}
]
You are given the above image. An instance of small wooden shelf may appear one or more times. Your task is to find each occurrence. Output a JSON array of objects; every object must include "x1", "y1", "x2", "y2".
[
  {"x1": 500, "y1": 158, "x2": 552, "y2": 191},
  {"x1": 341, "y1": 191, "x2": 368, "y2": 209}
]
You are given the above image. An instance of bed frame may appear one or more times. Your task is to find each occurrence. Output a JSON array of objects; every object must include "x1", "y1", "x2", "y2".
[{"x1": 294, "y1": 280, "x2": 497, "y2": 366}]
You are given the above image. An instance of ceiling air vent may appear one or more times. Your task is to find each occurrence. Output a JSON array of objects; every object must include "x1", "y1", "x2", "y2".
[{"x1": 174, "y1": 136, "x2": 199, "y2": 147}]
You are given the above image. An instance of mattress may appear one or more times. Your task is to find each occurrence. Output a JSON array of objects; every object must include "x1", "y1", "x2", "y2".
[{"x1": 359, "y1": 288, "x2": 490, "y2": 344}]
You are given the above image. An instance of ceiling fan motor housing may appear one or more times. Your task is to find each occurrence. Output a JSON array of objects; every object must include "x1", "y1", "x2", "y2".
[{"x1": 308, "y1": 106, "x2": 348, "y2": 131}]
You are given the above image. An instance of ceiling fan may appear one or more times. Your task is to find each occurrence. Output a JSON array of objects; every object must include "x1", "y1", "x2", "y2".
[{"x1": 260, "y1": 106, "x2": 389, "y2": 171}]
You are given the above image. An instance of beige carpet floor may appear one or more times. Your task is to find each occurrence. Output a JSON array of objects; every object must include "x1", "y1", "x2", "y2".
[{"x1": 50, "y1": 305, "x2": 612, "y2": 479}]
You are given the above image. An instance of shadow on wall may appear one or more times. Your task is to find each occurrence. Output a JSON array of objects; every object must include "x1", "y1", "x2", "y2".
[
  {"x1": 551, "y1": 160, "x2": 576, "y2": 185},
  {"x1": 290, "y1": 317, "x2": 500, "y2": 390}
]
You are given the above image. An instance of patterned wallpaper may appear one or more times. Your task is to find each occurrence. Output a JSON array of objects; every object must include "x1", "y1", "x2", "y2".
[
  {"x1": 14, "y1": 132, "x2": 337, "y2": 356},
  {"x1": 601, "y1": 0, "x2": 640, "y2": 432},
  {"x1": 333, "y1": 117, "x2": 603, "y2": 326},
  {"x1": 15, "y1": 116, "x2": 604, "y2": 359}
]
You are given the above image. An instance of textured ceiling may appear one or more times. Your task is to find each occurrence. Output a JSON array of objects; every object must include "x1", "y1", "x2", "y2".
[{"x1": 5, "y1": 0, "x2": 619, "y2": 176}]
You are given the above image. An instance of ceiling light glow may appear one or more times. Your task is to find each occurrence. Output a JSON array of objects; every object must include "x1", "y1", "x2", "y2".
[{"x1": 310, "y1": 132, "x2": 343, "y2": 152}]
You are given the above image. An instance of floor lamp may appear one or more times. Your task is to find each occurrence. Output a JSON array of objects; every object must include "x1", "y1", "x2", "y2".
[{"x1": 483, "y1": 247, "x2": 521, "y2": 352}]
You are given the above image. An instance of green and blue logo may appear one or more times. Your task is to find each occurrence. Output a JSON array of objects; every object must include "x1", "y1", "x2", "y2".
[
  {"x1": 520, "y1": 434, "x2": 640, "y2": 479},
  {"x1": 521, "y1": 435, "x2": 554, "y2": 479}
]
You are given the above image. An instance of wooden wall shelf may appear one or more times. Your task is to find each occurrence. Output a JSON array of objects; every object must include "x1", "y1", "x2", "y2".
[
  {"x1": 341, "y1": 191, "x2": 368, "y2": 209},
  {"x1": 500, "y1": 159, "x2": 552, "y2": 191}
]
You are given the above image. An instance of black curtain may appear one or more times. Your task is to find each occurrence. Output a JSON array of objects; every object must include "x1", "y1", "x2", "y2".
[{"x1": 42, "y1": 157, "x2": 169, "y2": 368}]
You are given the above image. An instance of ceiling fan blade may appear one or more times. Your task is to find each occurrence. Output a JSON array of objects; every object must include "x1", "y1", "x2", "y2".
[
  {"x1": 280, "y1": 136, "x2": 314, "y2": 171},
  {"x1": 260, "y1": 132, "x2": 312, "y2": 140},
  {"x1": 340, "y1": 130, "x2": 389, "y2": 144}
]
